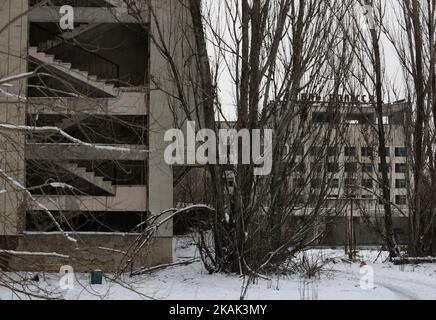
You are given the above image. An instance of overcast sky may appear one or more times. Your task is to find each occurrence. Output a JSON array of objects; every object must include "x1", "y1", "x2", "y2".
[{"x1": 204, "y1": 1, "x2": 405, "y2": 121}]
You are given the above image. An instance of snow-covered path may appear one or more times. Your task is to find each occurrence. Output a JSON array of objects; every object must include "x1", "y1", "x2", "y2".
[
  {"x1": 1, "y1": 236, "x2": 436, "y2": 300},
  {"x1": 373, "y1": 267, "x2": 436, "y2": 300}
]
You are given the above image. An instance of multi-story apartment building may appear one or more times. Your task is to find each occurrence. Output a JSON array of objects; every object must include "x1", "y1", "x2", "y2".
[
  {"x1": 276, "y1": 98, "x2": 411, "y2": 246},
  {"x1": 0, "y1": 0, "x2": 198, "y2": 271}
]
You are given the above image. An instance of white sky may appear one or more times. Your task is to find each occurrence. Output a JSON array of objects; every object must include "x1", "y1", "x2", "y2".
[{"x1": 204, "y1": 1, "x2": 405, "y2": 121}]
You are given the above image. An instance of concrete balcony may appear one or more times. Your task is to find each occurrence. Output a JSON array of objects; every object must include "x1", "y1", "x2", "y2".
[
  {"x1": 27, "y1": 90, "x2": 148, "y2": 115},
  {"x1": 26, "y1": 143, "x2": 149, "y2": 161},
  {"x1": 31, "y1": 186, "x2": 147, "y2": 212},
  {"x1": 29, "y1": 6, "x2": 147, "y2": 24}
]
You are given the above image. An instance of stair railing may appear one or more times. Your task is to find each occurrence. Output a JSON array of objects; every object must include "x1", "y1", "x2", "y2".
[{"x1": 32, "y1": 24, "x2": 120, "y2": 87}]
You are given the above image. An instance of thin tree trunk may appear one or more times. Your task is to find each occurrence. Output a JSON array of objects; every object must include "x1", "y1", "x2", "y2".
[
  {"x1": 410, "y1": 0, "x2": 426, "y2": 256},
  {"x1": 369, "y1": 26, "x2": 398, "y2": 259}
]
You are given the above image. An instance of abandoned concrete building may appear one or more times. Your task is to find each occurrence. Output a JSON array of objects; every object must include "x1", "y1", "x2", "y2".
[
  {"x1": 273, "y1": 99, "x2": 411, "y2": 247},
  {"x1": 0, "y1": 0, "x2": 199, "y2": 271},
  {"x1": 0, "y1": 0, "x2": 416, "y2": 273}
]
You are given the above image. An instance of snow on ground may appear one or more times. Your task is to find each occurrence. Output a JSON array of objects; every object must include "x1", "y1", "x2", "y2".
[{"x1": 1, "y1": 235, "x2": 436, "y2": 300}]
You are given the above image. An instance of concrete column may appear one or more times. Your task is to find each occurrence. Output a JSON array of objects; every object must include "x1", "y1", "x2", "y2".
[
  {"x1": 148, "y1": 0, "x2": 197, "y2": 244},
  {"x1": 0, "y1": 0, "x2": 28, "y2": 236}
]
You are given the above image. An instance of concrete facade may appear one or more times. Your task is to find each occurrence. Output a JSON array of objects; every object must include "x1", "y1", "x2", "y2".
[
  {"x1": 0, "y1": 0, "x2": 28, "y2": 237},
  {"x1": 0, "y1": 0, "x2": 198, "y2": 271},
  {"x1": 282, "y1": 102, "x2": 410, "y2": 212},
  {"x1": 279, "y1": 101, "x2": 411, "y2": 247}
]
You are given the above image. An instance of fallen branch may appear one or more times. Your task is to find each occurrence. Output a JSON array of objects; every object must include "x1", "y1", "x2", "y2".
[
  {"x1": 0, "y1": 249, "x2": 69, "y2": 259},
  {"x1": 130, "y1": 259, "x2": 198, "y2": 277}
]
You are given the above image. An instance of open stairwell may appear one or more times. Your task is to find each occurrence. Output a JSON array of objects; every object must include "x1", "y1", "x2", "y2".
[
  {"x1": 57, "y1": 114, "x2": 90, "y2": 131},
  {"x1": 58, "y1": 162, "x2": 116, "y2": 195},
  {"x1": 38, "y1": 24, "x2": 105, "y2": 52},
  {"x1": 174, "y1": 166, "x2": 192, "y2": 187},
  {"x1": 29, "y1": 47, "x2": 119, "y2": 97}
]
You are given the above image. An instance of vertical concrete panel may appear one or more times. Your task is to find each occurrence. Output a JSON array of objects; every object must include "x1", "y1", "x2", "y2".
[
  {"x1": 148, "y1": 0, "x2": 177, "y2": 238},
  {"x1": 148, "y1": 0, "x2": 199, "y2": 241},
  {"x1": 0, "y1": 0, "x2": 27, "y2": 235}
]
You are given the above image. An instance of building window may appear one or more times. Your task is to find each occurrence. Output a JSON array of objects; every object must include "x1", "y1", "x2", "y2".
[
  {"x1": 362, "y1": 179, "x2": 373, "y2": 189},
  {"x1": 345, "y1": 162, "x2": 358, "y2": 173},
  {"x1": 310, "y1": 179, "x2": 322, "y2": 189},
  {"x1": 294, "y1": 178, "x2": 306, "y2": 188},
  {"x1": 313, "y1": 112, "x2": 336, "y2": 123},
  {"x1": 295, "y1": 162, "x2": 306, "y2": 173},
  {"x1": 361, "y1": 163, "x2": 374, "y2": 173},
  {"x1": 395, "y1": 163, "x2": 407, "y2": 173},
  {"x1": 312, "y1": 178, "x2": 339, "y2": 189},
  {"x1": 378, "y1": 163, "x2": 391, "y2": 172},
  {"x1": 361, "y1": 147, "x2": 373, "y2": 157},
  {"x1": 395, "y1": 195, "x2": 407, "y2": 205},
  {"x1": 395, "y1": 147, "x2": 408, "y2": 157},
  {"x1": 310, "y1": 147, "x2": 323, "y2": 157},
  {"x1": 345, "y1": 147, "x2": 356, "y2": 157},
  {"x1": 395, "y1": 179, "x2": 407, "y2": 189},
  {"x1": 327, "y1": 162, "x2": 339, "y2": 173},
  {"x1": 296, "y1": 195, "x2": 306, "y2": 204},
  {"x1": 311, "y1": 162, "x2": 322, "y2": 172},
  {"x1": 345, "y1": 179, "x2": 357, "y2": 187},
  {"x1": 291, "y1": 146, "x2": 304, "y2": 156},
  {"x1": 328, "y1": 147, "x2": 339, "y2": 157}
]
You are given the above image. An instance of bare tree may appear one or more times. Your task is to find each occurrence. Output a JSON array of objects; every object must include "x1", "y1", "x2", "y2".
[
  {"x1": 381, "y1": 0, "x2": 436, "y2": 256},
  {"x1": 124, "y1": 0, "x2": 361, "y2": 278}
]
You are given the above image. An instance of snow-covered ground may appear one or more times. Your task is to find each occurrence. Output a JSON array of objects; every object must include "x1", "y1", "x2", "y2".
[{"x1": 1, "y1": 235, "x2": 436, "y2": 300}]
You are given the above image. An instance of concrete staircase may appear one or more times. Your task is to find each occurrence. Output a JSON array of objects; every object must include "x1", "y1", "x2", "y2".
[
  {"x1": 37, "y1": 24, "x2": 104, "y2": 52},
  {"x1": 29, "y1": 47, "x2": 119, "y2": 97},
  {"x1": 58, "y1": 162, "x2": 116, "y2": 195},
  {"x1": 57, "y1": 114, "x2": 90, "y2": 131}
]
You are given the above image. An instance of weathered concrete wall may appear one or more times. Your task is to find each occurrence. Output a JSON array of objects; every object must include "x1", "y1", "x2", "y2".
[
  {"x1": 0, "y1": 0, "x2": 202, "y2": 272},
  {"x1": 148, "y1": 0, "x2": 199, "y2": 239},
  {"x1": 1, "y1": 234, "x2": 172, "y2": 272},
  {"x1": 0, "y1": 0, "x2": 28, "y2": 236},
  {"x1": 323, "y1": 217, "x2": 408, "y2": 246},
  {"x1": 283, "y1": 216, "x2": 409, "y2": 247}
]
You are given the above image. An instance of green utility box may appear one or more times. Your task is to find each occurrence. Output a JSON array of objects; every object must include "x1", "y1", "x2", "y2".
[{"x1": 90, "y1": 270, "x2": 103, "y2": 285}]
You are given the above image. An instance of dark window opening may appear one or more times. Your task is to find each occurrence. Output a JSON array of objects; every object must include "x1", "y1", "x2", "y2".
[
  {"x1": 327, "y1": 163, "x2": 339, "y2": 173},
  {"x1": 395, "y1": 195, "x2": 407, "y2": 205},
  {"x1": 362, "y1": 179, "x2": 373, "y2": 189},
  {"x1": 395, "y1": 147, "x2": 408, "y2": 157},
  {"x1": 395, "y1": 163, "x2": 407, "y2": 173},
  {"x1": 361, "y1": 147, "x2": 374, "y2": 157},
  {"x1": 361, "y1": 163, "x2": 374, "y2": 173},
  {"x1": 345, "y1": 147, "x2": 356, "y2": 157},
  {"x1": 313, "y1": 112, "x2": 339, "y2": 123},
  {"x1": 26, "y1": 211, "x2": 148, "y2": 233},
  {"x1": 345, "y1": 162, "x2": 358, "y2": 173},
  {"x1": 395, "y1": 179, "x2": 407, "y2": 189}
]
